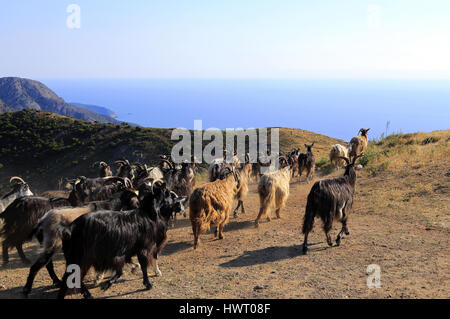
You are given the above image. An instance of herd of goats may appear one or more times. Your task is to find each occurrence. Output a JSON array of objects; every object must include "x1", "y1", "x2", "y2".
[{"x1": 0, "y1": 128, "x2": 370, "y2": 298}]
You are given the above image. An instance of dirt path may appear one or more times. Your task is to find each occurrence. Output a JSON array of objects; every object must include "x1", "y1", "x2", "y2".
[{"x1": 0, "y1": 172, "x2": 448, "y2": 299}]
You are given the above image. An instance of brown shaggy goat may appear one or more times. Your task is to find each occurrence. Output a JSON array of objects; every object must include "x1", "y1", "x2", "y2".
[{"x1": 189, "y1": 165, "x2": 240, "y2": 249}]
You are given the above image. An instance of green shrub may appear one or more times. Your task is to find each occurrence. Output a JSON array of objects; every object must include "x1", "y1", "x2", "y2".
[{"x1": 358, "y1": 147, "x2": 381, "y2": 167}]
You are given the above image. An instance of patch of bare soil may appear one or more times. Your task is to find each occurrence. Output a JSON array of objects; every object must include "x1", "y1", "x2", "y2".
[{"x1": 0, "y1": 170, "x2": 448, "y2": 299}]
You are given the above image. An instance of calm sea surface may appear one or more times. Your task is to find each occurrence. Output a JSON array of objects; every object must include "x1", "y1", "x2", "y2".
[{"x1": 40, "y1": 79, "x2": 450, "y2": 141}]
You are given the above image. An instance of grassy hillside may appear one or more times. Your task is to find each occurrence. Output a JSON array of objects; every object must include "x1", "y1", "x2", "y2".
[{"x1": 0, "y1": 110, "x2": 343, "y2": 193}]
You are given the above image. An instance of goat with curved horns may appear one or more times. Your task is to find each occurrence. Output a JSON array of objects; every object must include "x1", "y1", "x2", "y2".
[{"x1": 301, "y1": 153, "x2": 364, "y2": 254}]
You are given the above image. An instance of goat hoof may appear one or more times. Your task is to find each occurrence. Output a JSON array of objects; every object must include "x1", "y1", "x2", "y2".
[
  {"x1": 219, "y1": 235, "x2": 224, "y2": 240},
  {"x1": 100, "y1": 282, "x2": 112, "y2": 291},
  {"x1": 144, "y1": 282, "x2": 153, "y2": 290},
  {"x1": 302, "y1": 245, "x2": 308, "y2": 255},
  {"x1": 335, "y1": 239, "x2": 341, "y2": 246},
  {"x1": 22, "y1": 288, "x2": 30, "y2": 297},
  {"x1": 254, "y1": 222, "x2": 259, "y2": 228},
  {"x1": 345, "y1": 231, "x2": 350, "y2": 235}
]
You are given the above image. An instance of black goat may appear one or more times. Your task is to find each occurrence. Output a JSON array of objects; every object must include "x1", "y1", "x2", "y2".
[
  {"x1": 57, "y1": 181, "x2": 185, "y2": 299},
  {"x1": 115, "y1": 159, "x2": 135, "y2": 180},
  {"x1": 22, "y1": 188, "x2": 139, "y2": 297},
  {"x1": 93, "y1": 161, "x2": 113, "y2": 178},
  {"x1": 299, "y1": 143, "x2": 315, "y2": 182},
  {"x1": 301, "y1": 153, "x2": 364, "y2": 254},
  {"x1": 0, "y1": 177, "x2": 129, "y2": 264}
]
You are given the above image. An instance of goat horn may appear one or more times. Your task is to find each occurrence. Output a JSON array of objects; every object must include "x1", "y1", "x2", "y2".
[
  {"x1": 103, "y1": 176, "x2": 126, "y2": 185},
  {"x1": 352, "y1": 152, "x2": 365, "y2": 164},
  {"x1": 161, "y1": 159, "x2": 174, "y2": 170},
  {"x1": 337, "y1": 156, "x2": 351, "y2": 165},
  {"x1": 115, "y1": 160, "x2": 126, "y2": 166},
  {"x1": 123, "y1": 177, "x2": 133, "y2": 188},
  {"x1": 10, "y1": 176, "x2": 25, "y2": 184},
  {"x1": 151, "y1": 179, "x2": 166, "y2": 193},
  {"x1": 99, "y1": 161, "x2": 108, "y2": 167}
]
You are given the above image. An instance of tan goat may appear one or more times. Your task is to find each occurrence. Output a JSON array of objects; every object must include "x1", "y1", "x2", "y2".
[
  {"x1": 255, "y1": 166, "x2": 292, "y2": 227},
  {"x1": 189, "y1": 166, "x2": 240, "y2": 249},
  {"x1": 233, "y1": 162, "x2": 252, "y2": 218},
  {"x1": 348, "y1": 128, "x2": 370, "y2": 162}
]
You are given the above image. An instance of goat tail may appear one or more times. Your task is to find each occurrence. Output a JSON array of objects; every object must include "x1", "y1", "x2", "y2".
[
  {"x1": 258, "y1": 179, "x2": 275, "y2": 213},
  {"x1": 27, "y1": 224, "x2": 43, "y2": 243},
  {"x1": 302, "y1": 194, "x2": 316, "y2": 234}
]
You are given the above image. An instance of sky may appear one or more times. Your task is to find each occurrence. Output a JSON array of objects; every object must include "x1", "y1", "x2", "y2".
[{"x1": 0, "y1": 0, "x2": 450, "y2": 79}]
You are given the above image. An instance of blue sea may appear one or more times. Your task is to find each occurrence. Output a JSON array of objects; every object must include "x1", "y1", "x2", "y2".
[{"x1": 39, "y1": 79, "x2": 450, "y2": 142}]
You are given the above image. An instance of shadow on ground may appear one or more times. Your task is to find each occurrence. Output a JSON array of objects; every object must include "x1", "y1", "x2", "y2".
[{"x1": 219, "y1": 242, "x2": 330, "y2": 268}]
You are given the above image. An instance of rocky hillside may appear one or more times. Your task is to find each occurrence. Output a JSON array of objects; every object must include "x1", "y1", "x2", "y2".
[{"x1": 0, "y1": 77, "x2": 119, "y2": 124}]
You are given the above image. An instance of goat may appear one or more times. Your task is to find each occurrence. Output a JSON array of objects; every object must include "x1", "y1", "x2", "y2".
[
  {"x1": 115, "y1": 159, "x2": 135, "y2": 180},
  {"x1": 233, "y1": 157, "x2": 252, "y2": 218},
  {"x1": 301, "y1": 153, "x2": 364, "y2": 254},
  {"x1": 208, "y1": 151, "x2": 240, "y2": 182},
  {"x1": 0, "y1": 177, "x2": 33, "y2": 213},
  {"x1": 22, "y1": 189, "x2": 140, "y2": 297},
  {"x1": 56, "y1": 180, "x2": 186, "y2": 299},
  {"x1": 329, "y1": 144, "x2": 351, "y2": 169},
  {"x1": 255, "y1": 163, "x2": 292, "y2": 227},
  {"x1": 0, "y1": 177, "x2": 129, "y2": 265},
  {"x1": 299, "y1": 143, "x2": 315, "y2": 182},
  {"x1": 189, "y1": 165, "x2": 240, "y2": 249},
  {"x1": 93, "y1": 161, "x2": 113, "y2": 177},
  {"x1": 349, "y1": 128, "x2": 370, "y2": 163},
  {"x1": 288, "y1": 148, "x2": 300, "y2": 178}
]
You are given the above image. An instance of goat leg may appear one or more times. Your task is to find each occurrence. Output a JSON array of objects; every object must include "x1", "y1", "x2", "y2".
[
  {"x1": 46, "y1": 260, "x2": 61, "y2": 286},
  {"x1": 150, "y1": 255, "x2": 162, "y2": 277},
  {"x1": 302, "y1": 233, "x2": 309, "y2": 254},
  {"x1": 218, "y1": 223, "x2": 225, "y2": 240},
  {"x1": 241, "y1": 201, "x2": 246, "y2": 215},
  {"x1": 233, "y1": 200, "x2": 242, "y2": 218},
  {"x1": 16, "y1": 244, "x2": 31, "y2": 265},
  {"x1": 23, "y1": 250, "x2": 57, "y2": 296},
  {"x1": 2, "y1": 242, "x2": 9, "y2": 265},
  {"x1": 137, "y1": 252, "x2": 153, "y2": 290},
  {"x1": 101, "y1": 269, "x2": 123, "y2": 291},
  {"x1": 57, "y1": 273, "x2": 69, "y2": 299}
]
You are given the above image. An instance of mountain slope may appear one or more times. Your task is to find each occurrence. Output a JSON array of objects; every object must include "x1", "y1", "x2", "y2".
[
  {"x1": 0, "y1": 110, "x2": 344, "y2": 192},
  {"x1": 70, "y1": 102, "x2": 117, "y2": 118},
  {"x1": 0, "y1": 77, "x2": 119, "y2": 124}
]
